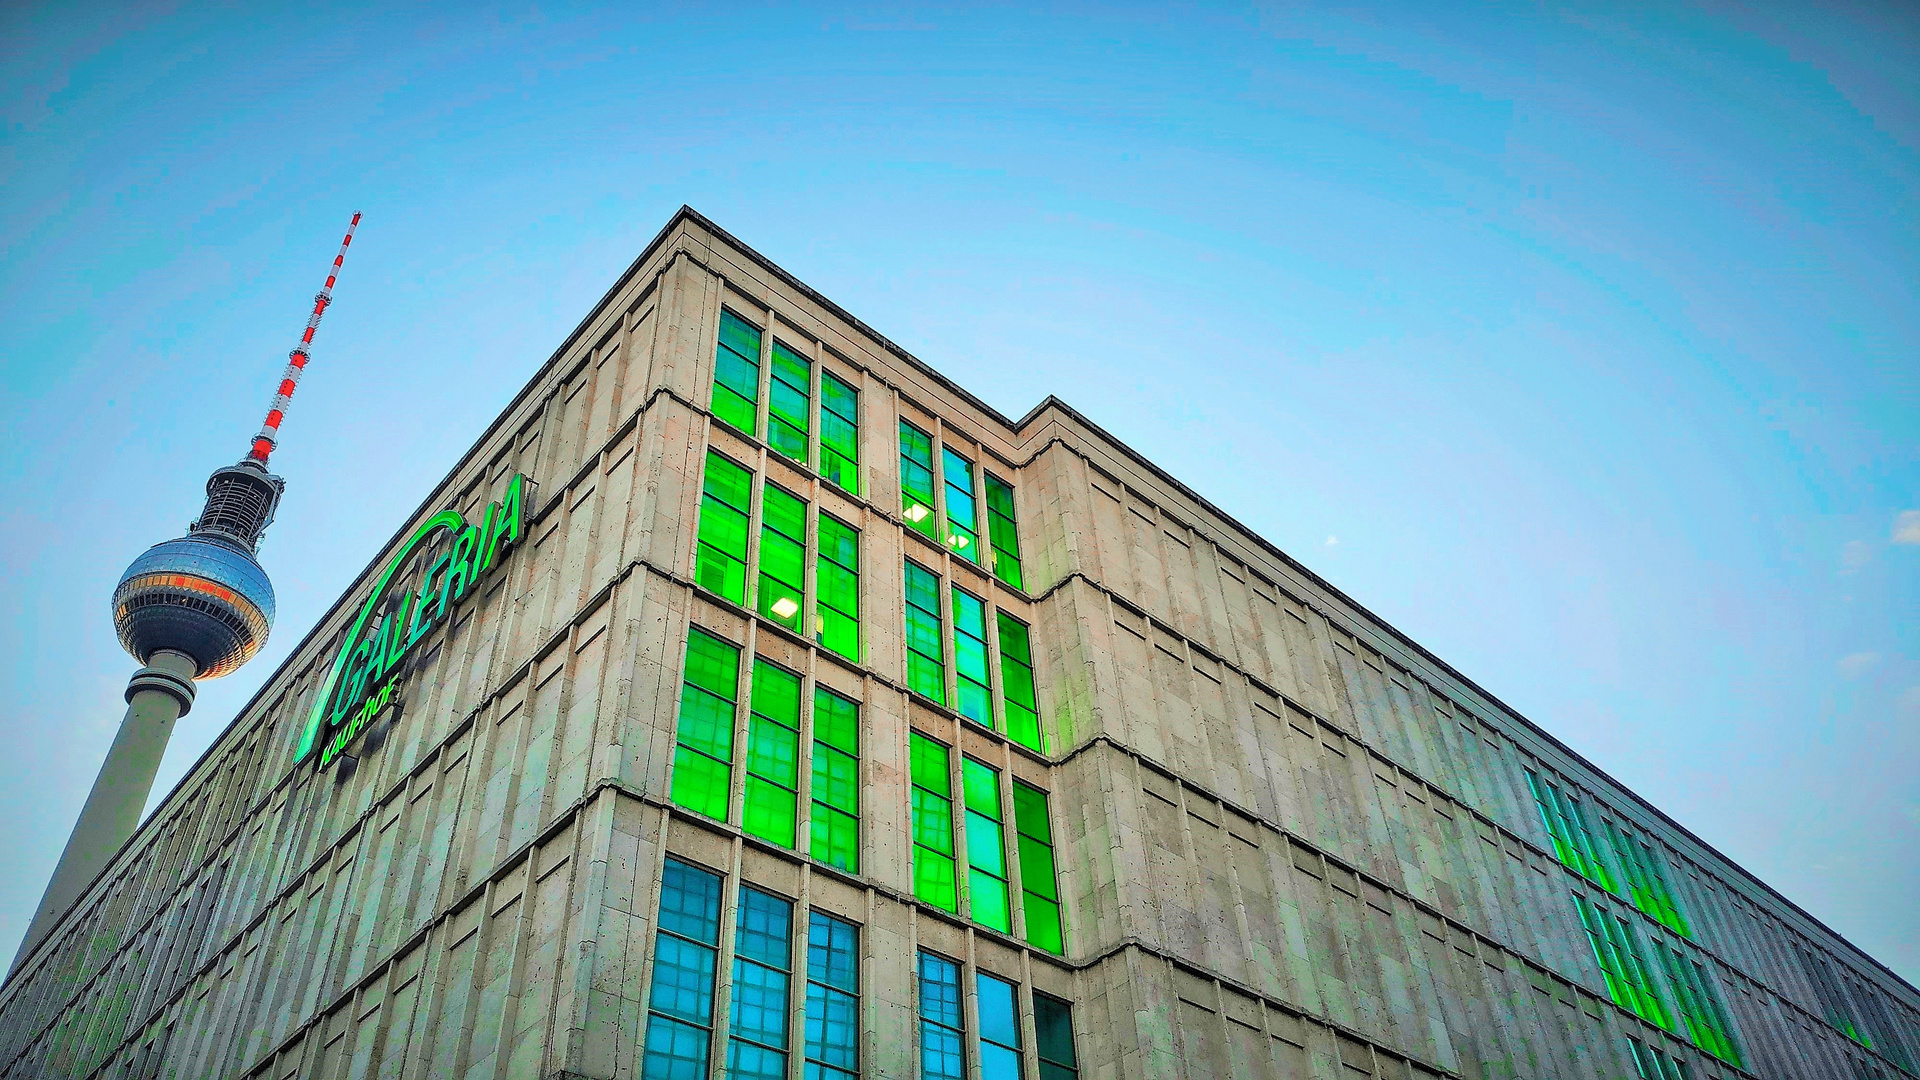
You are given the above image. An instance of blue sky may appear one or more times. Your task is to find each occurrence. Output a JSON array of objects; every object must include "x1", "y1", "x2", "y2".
[{"x1": 2, "y1": 1, "x2": 1915, "y2": 981}]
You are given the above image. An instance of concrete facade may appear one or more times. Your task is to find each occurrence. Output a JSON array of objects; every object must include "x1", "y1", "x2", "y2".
[{"x1": 3, "y1": 207, "x2": 1914, "y2": 1080}]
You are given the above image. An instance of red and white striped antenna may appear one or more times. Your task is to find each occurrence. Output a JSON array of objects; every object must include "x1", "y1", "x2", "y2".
[{"x1": 248, "y1": 212, "x2": 362, "y2": 465}]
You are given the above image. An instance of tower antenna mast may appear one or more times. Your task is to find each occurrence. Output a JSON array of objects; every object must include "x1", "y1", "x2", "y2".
[{"x1": 250, "y1": 211, "x2": 361, "y2": 464}]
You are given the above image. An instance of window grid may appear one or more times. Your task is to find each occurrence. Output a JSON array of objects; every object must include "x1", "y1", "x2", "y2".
[
  {"x1": 742, "y1": 660, "x2": 802, "y2": 849},
  {"x1": 694, "y1": 451, "x2": 752, "y2": 605},
  {"x1": 810, "y1": 687, "x2": 860, "y2": 873},
  {"x1": 977, "y1": 972, "x2": 1023, "y2": 1080},
  {"x1": 1576, "y1": 893, "x2": 1670, "y2": 1028},
  {"x1": 952, "y1": 587, "x2": 992, "y2": 727},
  {"x1": 962, "y1": 759, "x2": 1012, "y2": 934},
  {"x1": 910, "y1": 733, "x2": 959, "y2": 912},
  {"x1": 727, "y1": 886, "x2": 794, "y2": 1080},
  {"x1": 1528, "y1": 769, "x2": 1613, "y2": 890},
  {"x1": 943, "y1": 446, "x2": 980, "y2": 561},
  {"x1": 815, "y1": 513, "x2": 860, "y2": 662},
  {"x1": 1607, "y1": 906, "x2": 1675, "y2": 1031},
  {"x1": 757, "y1": 484, "x2": 806, "y2": 632},
  {"x1": 917, "y1": 952, "x2": 965, "y2": 1080},
  {"x1": 1626, "y1": 1036, "x2": 1692, "y2": 1080},
  {"x1": 904, "y1": 561, "x2": 947, "y2": 705},
  {"x1": 900, "y1": 421, "x2": 938, "y2": 539},
  {"x1": 767, "y1": 340, "x2": 811, "y2": 464},
  {"x1": 671, "y1": 629, "x2": 740, "y2": 822},
  {"x1": 1034, "y1": 993, "x2": 1079, "y2": 1080},
  {"x1": 1013, "y1": 782, "x2": 1065, "y2": 955},
  {"x1": 996, "y1": 612, "x2": 1043, "y2": 753},
  {"x1": 1659, "y1": 943, "x2": 1741, "y2": 1066},
  {"x1": 642, "y1": 859, "x2": 724, "y2": 1079},
  {"x1": 805, "y1": 912, "x2": 860, "y2": 1080},
  {"x1": 713, "y1": 310, "x2": 762, "y2": 436},
  {"x1": 984, "y1": 472, "x2": 1023, "y2": 590},
  {"x1": 819, "y1": 371, "x2": 859, "y2": 494}
]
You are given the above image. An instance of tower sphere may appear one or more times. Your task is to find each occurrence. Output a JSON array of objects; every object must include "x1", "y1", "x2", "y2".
[{"x1": 112, "y1": 534, "x2": 275, "y2": 679}]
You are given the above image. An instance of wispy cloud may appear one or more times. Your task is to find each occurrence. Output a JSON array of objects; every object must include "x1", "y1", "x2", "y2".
[
  {"x1": 1841, "y1": 540, "x2": 1874, "y2": 572},
  {"x1": 1325, "y1": 535, "x2": 1339, "y2": 547},
  {"x1": 1895, "y1": 510, "x2": 1920, "y2": 545},
  {"x1": 1838, "y1": 652, "x2": 1881, "y2": 678}
]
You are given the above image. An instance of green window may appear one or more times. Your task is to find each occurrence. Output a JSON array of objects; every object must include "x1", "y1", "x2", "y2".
[
  {"x1": 1528, "y1": 769, "x2": 1614, "y2": 890},
  {"x1": 1575, "y1": 894, "x2": 1671, "y2": 1028},
  {"x1": 729, "y1": 885, "x2": 794, "y2": 1078},
  {"x1": 743, "y1": 660, "x2": 802, "y2": 848},
  {"x1": 984, "y1": 472, "x2": 1023, "y2": 590},
  {"x1": 815, "y1": 514, "x2": 860, "y2": 661},
  {"x1": 1014, "y1": 782, "x2": 1064, "y2": 954},
  {"x1": 900, "y1": 421, "x2": 937, "y2": 539},
  {"x1": 758, "y1": 484, "x2": 806, "y2": 632},
  {"x1": 1626, "y1": 1037, "x2": 1689, "y2": 1080},
  {"x1": 820, "y1": 371, "x2": 859, "y2": 494},
  {"x1": 942, "y1": 447, "x2": 979, "y2": 561},
  {"x1": 671, "y1": 629, "x2": 739, "y2": 821},
  {"x1": 1660, "y1": 944, "x2": 1741, "y2": 1066},
  {"x1": 1607, "y1": 819, "x2": 1691, "y2": 937},
  {"x1": 810, "y1": 687, "x2": 860, "y2": 873},
  {"x1": 997, "y1": 613, "x2": 1042, "y2": 753},
  {"x1": 962, "y1": 759, "x2": 1012, "y2": 933},
  {"x1": 768, "y1": 340, "x2": 811, "y2": 463},
  {"x1": 910, "y1": 733, "x2": 958, "y2": 912},
  {"x1": 904, "y1": 561, "x2": 946, "y2": 704},
  {"x1": 713, "y1": 309, "x2": 762, "y2": 435},
  {"x1": 1035, "y1": 993, "x2": 1078, "y2": 1080},
  {"x1": 952, "y1": 587, "x2": 992, "y2": 727},
  {"x1": 695, "y1": 452, "x2": 752, "y2": 605}
]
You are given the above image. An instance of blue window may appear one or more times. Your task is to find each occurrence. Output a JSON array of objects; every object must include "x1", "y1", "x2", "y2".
[
  {"x1": 804, "y1": 911, "x2": 860, "y2": 1079},
  {"x1": 728, "y1": 886, "x2": 794, "y2": 1080},
  {"x1": 919, "y1": 952, "x2": 966, "y2": 1080},
  {"x1": 643, "y1": 859, "x2": 724, "y2": 1080},
  {"x1": 978, "y1": 972, "x2": 1023, "y2": 1080}
]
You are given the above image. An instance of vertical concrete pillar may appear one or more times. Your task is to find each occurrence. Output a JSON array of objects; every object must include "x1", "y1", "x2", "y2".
[{"x1": 12, "y1": 649, "x2": 197, "y2": 972}]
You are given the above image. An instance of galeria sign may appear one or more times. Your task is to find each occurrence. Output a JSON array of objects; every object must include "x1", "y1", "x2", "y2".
[{"x1": 295, "y1": 474, "x2": 535, "y2": 768}]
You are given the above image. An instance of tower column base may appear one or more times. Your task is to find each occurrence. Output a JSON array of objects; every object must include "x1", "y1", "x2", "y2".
[{"x1": 10, "y1": 650, "x2": 197, "y2": 975}]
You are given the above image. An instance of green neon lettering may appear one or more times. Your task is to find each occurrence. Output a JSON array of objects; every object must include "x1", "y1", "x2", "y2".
[{"x1": 295, "y1": 474, "x2": 534, "y2": 767}]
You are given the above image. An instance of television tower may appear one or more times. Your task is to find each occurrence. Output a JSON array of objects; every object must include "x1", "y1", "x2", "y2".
[{"x1": 12, "y1": 214, "x2": 362, "y2": 971}]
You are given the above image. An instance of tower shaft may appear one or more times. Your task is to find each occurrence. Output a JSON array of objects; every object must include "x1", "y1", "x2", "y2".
[{"x1": 14, "y1": 651, "x2": 196, "y2": 968}]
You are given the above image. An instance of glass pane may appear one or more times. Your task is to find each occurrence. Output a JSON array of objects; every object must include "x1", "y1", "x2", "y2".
[
  {"x1": 1023, "y1": 896, "x2": 1063, "y2": 954},
  {"x1": 967, "y1": 812, "x2": 1007, "y2": 877},
  {"x1": 804, "y1": 983, "x2": 859, "y2": 1067},
  {"x1": 812, "y1": 746, "x2": 858, "y2": 813},
  {"x1": 736, "y1": 887, "x2": 793, "y2": 968},
  {"x1": 920, "y1": 1022, "x2": 964, "y2": 1080},
  {"x1": 912, "y1": 791, "x2": 955, "y2": 856},
  {"x1": 813, "y1": 689, "x2": 858, "y2": 754},
  {"x1": 730, "y1": 961, "x2": 792, "y2": 1047},
  {"x1": 1019, "y1": 836, "x2": 1059, "y2": 901},
  {"x1": 649, "y1": 933, "x2": 718, "y2": 1022},
  {"x1": 684, "y1": 630, "x2": 740, "y2": 698},
  {"x1": 910, "y1": 734, "x2": 951, "y2": 795},
  {"x1": 810, "y1": 806, "x2": 858, "y2": 872},
  {"x1": 980, "y1": 1043, "x2": 1021, "y2": 1080},
  {"x1": 1034, "y1": 994, "x2": 1076, "y2": 1065},
  {"x1": 670, "y1": 747, "x2": 730, "y2": 820},
  {"x1": 808, "y1": 912, "x2": 860, "y2": 991},
  {"x1": 752, "y1": 662, "x2": 801, "y2": 726},
  {"x1": 742, "y1": 776, "x2": 797, "y2": 848},
  {"x1": 642, "y1": 1015, "x2": 711, "y2": 1080},
  {"x1": 963, "y1": 759, "x2": 1001, "y2": 819},
  {"x1": 1013, "y1": 783, "x2": 1052, "y2": 841},
  {"x1": 726, "y1": 1040, "x2": 786, "y2": 1080},
  {"x1": 675, "y1": 686, "x2": 734, "y2": 760},
  {"x1": 970, "y1": 867, "x2": 1012, "y2": 932},
  {"x1": 977, "y1": 973, "x2": 1020, "y2": 1048},
  {"x1": 915, "y1": 853, "x2": 958, "y2": 912},
  {"x1": 917, "y1": 953, "x2": 962, "y2": 1026},
  {"x1": 746, "y1": 717, "x2": 800, "y2": 786}
]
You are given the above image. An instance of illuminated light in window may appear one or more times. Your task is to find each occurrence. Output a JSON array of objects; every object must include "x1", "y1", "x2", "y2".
[
  {"x1": 905, "y1": 503, "x2": 930, "y2": 523},
  {"x1": 946, "y1": 534, "x2": 970, "y2": 550},
  {"x1": 770, "y1": 597, "x2": 800, "y2": 620}
]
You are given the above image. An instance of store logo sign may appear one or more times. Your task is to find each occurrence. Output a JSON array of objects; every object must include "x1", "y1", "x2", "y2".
[{"x1": 295, "y1": 473, "x2": 535, "y2": 768}]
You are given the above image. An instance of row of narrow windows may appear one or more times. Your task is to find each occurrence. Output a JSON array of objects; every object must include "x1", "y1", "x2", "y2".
[
  {"x1": 693, "y1": 444, "x2": 1045, "y2": 755},
  {"x1": 671, "y1": 627, "x2": 1066, "y2": 954},
  {"x1": 642, "y1": 856, "x2": 1079, "y2": 1080}
]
